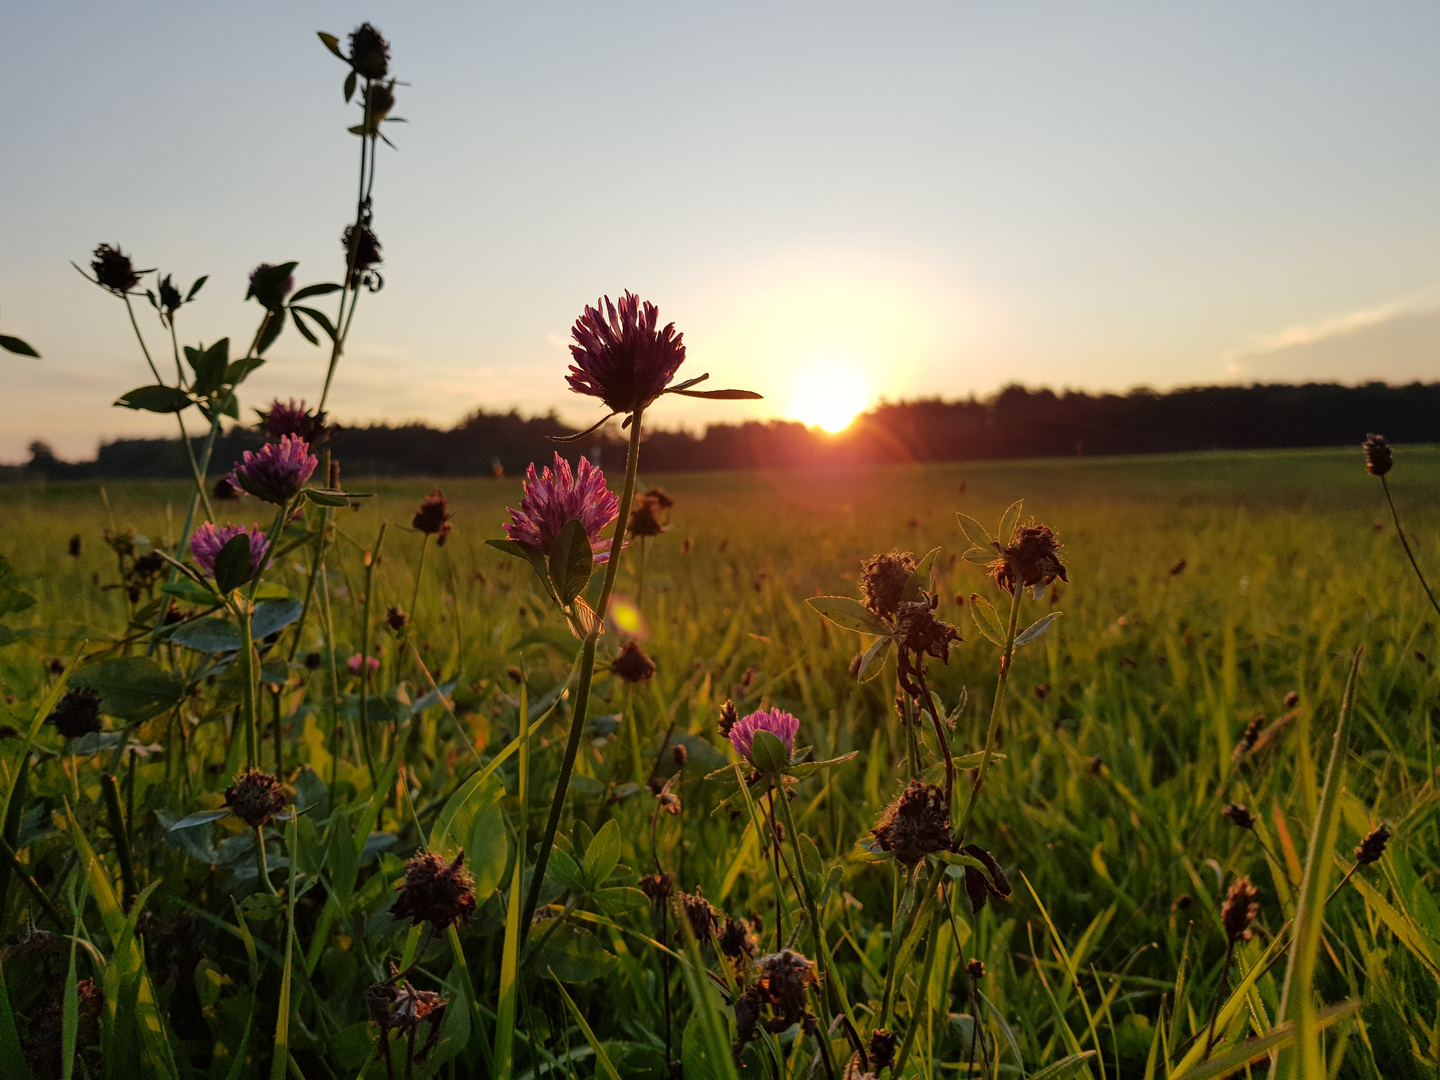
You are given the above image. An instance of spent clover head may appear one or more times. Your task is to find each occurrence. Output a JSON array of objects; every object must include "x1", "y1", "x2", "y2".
[
  {"x1": 90, "y1": 244, "x2": 146, "y2": 294},
  {"x1": 1363, "y1": 433, "x2": 1394, "y2": 477},
  {"x1": 348, "y1": 23, "x2": 390, "y2": 79},
  {"x1": 503, "y1": 452, "x2": 619, "y2": 559},
  {"x1": 234, "y1": 434, "x2": 318, "y2": 504},
  {"x1": 412, "y1": 487, "x2": 453, "y2": 545},
  {"x1": 246, "y1": 263, "x2": 296, "y2": 312},
  {"x1": 987, "y1": 519, "x2": 1067, "y2": 596},
  {"x1": 259, "y1": 398, "x2": 319, "y2": 441}
]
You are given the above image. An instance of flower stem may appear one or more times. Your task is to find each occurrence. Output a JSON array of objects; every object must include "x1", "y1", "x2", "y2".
[
  {"x1": 1381, "y1": 476, "x2": 1440, "y2": 619},
  {"x1": 520, "y1": 410, "x2": 645, "y2": 940},
  {"x1": 409, "y1": 534, "x2": 429, "y2": 628},
  {"x1": 236, "y1": 599, "x2": 260, "y2": 769},
  {"x1": 253, "y1": 825, "x2": 278, "y2": 896},
  {"x1": 358, "y1": 523, "x2": 388, "y2": 786},
  {"x1": 1201, "y1": 939, "x2": 1236, "y2": 1059},
  {"x1": 956, "y1": 584, "x2": 1023, "y2": 844}
]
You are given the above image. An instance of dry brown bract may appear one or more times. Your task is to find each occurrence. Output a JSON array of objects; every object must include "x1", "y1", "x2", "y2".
[
  {"x1": 224, "y1": 768, "x2": 288, "y2": 828},
  {"x1": 871, "y1": 780, "x2": 951, "y2": 866},
  {"x1": 1221, "y1": 876, "x2": 1259, "y2": 943},
  {"x1": 988, "y1": 520, "x2": 1068, "y2": 594},
  {"x1": 392, "y1": 851, "x2": 476, "y2": 931}
]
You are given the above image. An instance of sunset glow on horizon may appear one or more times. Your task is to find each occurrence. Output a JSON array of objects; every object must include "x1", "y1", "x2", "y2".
[{"x1": 786, "y1": 361, "x2": 870, "y2": 433}]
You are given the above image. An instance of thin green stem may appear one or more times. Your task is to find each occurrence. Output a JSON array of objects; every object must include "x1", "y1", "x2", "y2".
[
  {"x1": 521, "y1": 409, "x2": 645, "y2": 939},
  {"x1": 408, "y1": 534, "x2": 429, "y2": 626},
  {"x1": 253, "y1": 825, "x2": 278, "y2": 896},
  {"x1": 956, "y1": 584, "x2": 1023, "y2": 844},
  {"x1": 122, "y1": 294, "x2": 165, "y2": 384},
  {"x1": 237, "y1": 599, "x2": 260, "y2": 769},
  {"x1": 100, "y1": 773, "x2": 137, "y2": 911},
  {"x1": 1381, "y1": 476, "x2": 1440, "y2": 619},
  {"x1": 357, "y1": 523, "x2": 388, "y2": 786}
]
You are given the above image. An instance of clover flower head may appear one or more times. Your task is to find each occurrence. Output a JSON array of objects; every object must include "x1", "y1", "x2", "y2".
[
  {"x1": 48, "y1": 688, "x2": 103, "y2": 739},
  {"x1": 348, "y1": 23, "x2": 390, "y2": 79},
  {"x1": 567, "y1": 291, "x2": 686, "y2": 414},
  {"x1": 234, "y1": 434, "x2": 317, "y2": 504},
  {"x1": 392, "y1": 851, "x2": 476, "y2": 931},
  {"x1": 92, "y1": 244, "x2": 141, "y2": 293},
  {"x1": 225, "y1": 768, "x2": 288, "y2": 828},
  {"x1": 728, "y1": 707, "x2": 799, "y2": 765},
  {"x1": 261, "y1": 398, "x2": 315, "y2": 441},
  {"x1": 348, "y1": 653, "x2": 380, "y2": 675},
  {"x1": 413, "y1": 487, "x2": 453, "y2": 545},
  {"x1": 246, "y1": 263, "x2": 295, "y2": 311},
  {"x1": 189, "y1": 522, "x2": 270, "y2": 580},
  {"x1": 1221, "y1": 876, "x2": 1260, "y2": 942},
  {"x1": 503, "y1": 452, "x2": 619, "y2": 560},
  {"x1": 1363, "y1": 433, "x2": 1393, "y2": 477}
]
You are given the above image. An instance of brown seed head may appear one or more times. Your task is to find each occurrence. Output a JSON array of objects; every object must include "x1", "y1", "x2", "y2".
[
  {"x1": 91, "y1": 244, "x2": 141, "y2": 293},
  {"x1": 988, "y1": 520, "x2": 1068, "y2": 595},
  {"x1": 1222, "y1": 803, "x2": 1256, "y2": 830},
  {"x1": 367, "y1": 981, "x2": 446, "y2": 1040},
  {"x1": 610, "y1": 641, "x2": 656, "y2": 684},
  {"x1": 628, "y1": 488, "x2": 674, "y2": 538},
  {"x1": 867, "y1": 1028, "x2": 898, "y2": 1072},
  {"x1": 48, "y1": 688, "x2": 103, "y2": 739},
  {"x1": 672, "y1": 743, "x2": 688, "y2": 768},
  {"x1": 965, "y1": 958, "x2": 985, "y2": 981},
  {"x1": 1220, "y1": 876, "x2": 1260, "y2": 942},
  {"x1": 412, "y1": 487, "x2": 453, "y2": 544},
  {"x1": 1354, "y1": 823, "x2": 1390, "y2": 866},
  {"x1": 68, "y1": 534, "x2": 82, "y2": 558},
  {"x1": 1362, "y1": 433, "x2": 1394, "y2": 477},
  {"x1": 348, "y1": 23, "x2": 390, "y2": 79},
  {"x1": 1283, "y1": 690, "x2": 1299, "y2": 709},
  {"x1": 392, "y1": 851, "x2": 476, "y2": 931},
  {"x1": 718, "y1": 916, "x2": 758, "y2": 963},
  {"x1": 871, "y1": 779, "x2": 951, "y2": 865},
  {"x1": 224, "y1": 768, "x2": 288, "y2": 828},
  {"x1": 859, "y1": 550, "x2": 916, "y2": 621},
  {"x1": 893, "y1": 594, "x2": 962, "y2": 661},
  {"x1": 677, "y1": 887, "x2": 719, "y2": 942},
  {"x1": 1234, "y1": 715, "x2": 1265, "y2": 759},
  {"x1": 638, "y1": 872, "x2": 674, "y2": 906},
  {"x1": 718, "y1": 698, "x2": 739, "y2": 738},
  {"x1": 385, "y1": 605, "x2": 409, "y2": 632},
  {"x1": 755, "y1": 949, "x2": 818, "y2": 1021}
]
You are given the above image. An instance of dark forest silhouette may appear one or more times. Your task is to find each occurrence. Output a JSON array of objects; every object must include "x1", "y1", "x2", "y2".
[{"x1": 11, "y1": 381, "x2": 1440, "y2": 482}]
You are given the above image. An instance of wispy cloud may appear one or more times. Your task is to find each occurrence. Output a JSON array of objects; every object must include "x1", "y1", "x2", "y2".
[{"x1": 1223, "y1": 290, "x2": 1440, "y2": 376}]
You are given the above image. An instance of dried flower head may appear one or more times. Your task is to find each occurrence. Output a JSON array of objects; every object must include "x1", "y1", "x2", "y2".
[
  {"x1": 413, "y1": 487, "x2": 453, "y2": 545},
  {"x1": 568, "y1": 292, "x2": 686, "y2": 415},
  {"x1": 871, "y1": 780, "x2": 951, "y2": 865},
  {"x1": 1220, "y1": 876, "x2": 1260, "y2": 942},
  {"x1": 894, "y1": 595, "x2": 962, "y2": 661},
  {"x1": 392, "y1": 851, "x2": 476, "y2": 931},
  {"x1": 245, "y1": 263, "x2": 295, "y2": 312},
  {"x1": 728, "y1": 707, "x2": 799, "y2": 765},
  {"x1": 672, "y1": 743, "x2": 688, "y2": 768},
  {"x1": 718, "y1": 699, "x2": 739, "y2": 738},
  {"x1": 348, "y1": 23, "x2": 390, "y2": 79},
  {"x1": 1362, "y1": 433, "x2": 1393, "y2": 477},
  {"x1": 611, "y1": 641, "x2": 656, "y2": 684},
  {"x1": 234, "y1": 435, "x2": 317, "y2": 504},
  {"x1": 1222, "y1": 803, "x2": 1256, "y2": 831},
  {"x1": 867, "y1": 1028, "x2": 898, "y2": 1073},
  {"x1": 1355, "y1": 824, "x2": 1390, "y2": 866},
  {"x1": 504, "y1": 453, "x2": 619, "y2": 559},
  {"x1": 628, "y1": 487, "x2": 674, "y2": 538},
  {"x1": 212, "y1": 473, "x2": 245, "y2": 502},
  {"x1": 48, "y1": 688, "x2": 103, "y2": 739},
  {"x1": 367, "y1": 980, "x2": 444, "y2": 1036},
  {"x1": 1234, "y1": 715, "x2": 1265, "y2": 760},
  {"x1": 677, "y1": 888, "x2": 719, "y2": 942},
  {"x1": 638, "y1": 872, "x2": 674, "y2": 906},
  {"x1": 754, "y1": 949, "x2": 817, "y2": 1022},
  {"x1": 718, "y1": 916, "x2": 758, "y2": 962},
  {"x1": 343, "y1": 224, "x2": 383, "y2": 289},
  {"x1": 91, "y1": 244, "x2": 141, "y2": 293},
  {"x1": 260, "y1": 398, "x2": 319, "y2": 441},
  {"x1": 67, "y1": 534, "x2": 82, "y2": 558},
  {"x1": 989, "y1": 520, "x2": 1068, "y2": 595},
  {"x1": 965, "y1": 958, "x2": 985, "y2": 981},
  {"x1": 224, "y1": 768, "x2": 288, "y2": 828},
  {"x1": 860, "y1": 551, "x2": 916, "y2": 621},
  {"x1": 189, "y1": 522, "x2": 270, "y2": 580},
  {"x1": 385, "y1": 605, "x2": 409, "y2": 632}
]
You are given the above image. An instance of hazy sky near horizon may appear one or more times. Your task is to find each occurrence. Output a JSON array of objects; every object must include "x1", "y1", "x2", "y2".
[{"x1": 3, "y1": 2, "x2": 1439, "y2": 459}]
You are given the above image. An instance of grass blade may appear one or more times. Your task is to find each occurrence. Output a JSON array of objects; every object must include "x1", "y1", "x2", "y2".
[{"x1": 549, "y1": 971, "x2": 622, "y2": 1080}]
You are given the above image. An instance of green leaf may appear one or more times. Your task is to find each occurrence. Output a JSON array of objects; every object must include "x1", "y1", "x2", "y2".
[
  {"x1": 289, "y1": 308, "x2": 319, "y2": 346},
  {"x1": 535, "y1": 924, "x2": 615, "y2": 983},
  {"x1": 590, "y1": 886, "x2": 648, "y2": 915},
  {"x1": 510, "y1": 626, "x2": 583, "y2": 655},
  {"x1": 581, "y1": 819, "x2": 622, "y2": 889},
  {"x1": 901, "y1": 546, "x2": 940, "y2": 602},
  {"x1": 324, "y1": 813, "x2": 359, "y2": 909},
  {"x1": 430, "y1": 772, "x2": 508, "y2": 900},
  {"x1": 252, "y1": 598, "x2": 302, "y2": 640},
  {"x1": 290, "y1": 306, "x2": 337, "y2": 341},
  {"x1": 114, "y1": 384, "x2": 193, "y2": 413},
  {"x1": 549, "y1": 973, "x2": 623, "y2": 1080},
  {"x1": 168, "y1": 810, "x2": 232, "y2": 831},
  {"x1": 669, "y1": 388, "x2": 764, "y2": 399},
  {"x1": 960, "y1": 545, "x2": 993, "y2": 565},
  {"x1": 302, "y1": 488, "x2": 349, "y2": 507},
  {"x1": 857, "y1": 634, "x2": 892, "y2": 682},
  {"x1": 185, "y1": 275, "x2": 207, "y2": 301},
  {"x1": 806, "y1": 595, "x2": 888, "y2": 635},
  {"x1": 71, "y1": 657, "x2": 185, "y2": 721},
  {"x1": 255, "y1": 311, "x2": 283, "y2": 355},
  {"x1": 485, "y1": 537, "x2": 553, "y2": 595},
  {"x1": 185, "y1": 339, "x2": 229, "y2": 396},
  {"x1": 0, "y1": 335, "x2": 39, "y2": 358},
  {"x1": 0, "y1": 556, "x2": 36, "y2": 617},
  {"x1": 223, "y1": 355, "x2": 264, "y2": 385},
  {"x1": 784, "y1": 751, "x2": 859, "y2": 778},
  {"x1": 956, "y1": 512, "x2": 994, "y2": 550},
  {"x1": 289, "y1": 282, "x2": 341, "y2": 302},
  {"x1": 996, "y1": 499, "x2": 1024, "y2": 546},
  {"x1": 161, "y1": 580, "x2": 219, "y2": 604},
  {"x1": 168, "y1": 617, "x2": 240, "y2": 652},
  {"x1": 343, "y1": 69, "x2": 357, "y2": 102},
  {"x1": 1014, "y1": 611, "x2": 1062, "y2": 647},
  {"x1": 548, "y1": 519, "x2": 595, "y2": 607},
  {"x1": 1028, "y1": 1052, "x2": 1095, "y2": 1080},
  {"x1": 969, "y1": 593, "x2": 1006, "y2": 646},
  {"x1": 547, "y1": 848, "x2": 587, "y2": 893},
  {"x1": 318, "y1": 31, "x2": 345, "y2": 58},
  {"x1": 212, "y1": 533, "x2": 255, "y2": 593},
  {"x1": 750, "y1": 729, "x2": 791, "y2": 776},
  {"x1": 0, "y1": 959, "x2": 34, "y2": 1080}
]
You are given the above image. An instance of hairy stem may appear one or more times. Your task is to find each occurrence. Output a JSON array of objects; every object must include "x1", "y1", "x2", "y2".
[{"x1": 1381, "y1": 476, "x2": 1440, "y2": 618}]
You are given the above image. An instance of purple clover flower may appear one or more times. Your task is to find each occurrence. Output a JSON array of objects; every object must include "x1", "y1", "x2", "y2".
[
  {"x1": 190, "y1": 522, "x2": 270, "y2": 580},
  {"x1": 261, "y1": 398, "x2": 314, "y2": 440},
  {"x1": 246, "y1": 263, "x2": 295, "y2": 312},
  {"x1": 567, "y1": 292, "x2": 686, "y2": 415},
  {"x1": 504, "y1": 452, "x2": 620, "y2": 561},
  {"x1": 728, "y1": 708, "x2": 800, "y2": 765},
  {"x1": 233, "y1": 434, "x2": 317, "y2": 504}
]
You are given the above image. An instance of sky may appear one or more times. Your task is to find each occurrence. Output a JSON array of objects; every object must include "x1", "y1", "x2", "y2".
[{"x1": 3, "y1": 2, "x2": 1439, "y2": 460}]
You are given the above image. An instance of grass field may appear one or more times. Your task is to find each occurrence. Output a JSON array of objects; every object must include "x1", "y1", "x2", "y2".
[{"x1": 1, "y1": 446, "x2": 1438, "y2": 1079}]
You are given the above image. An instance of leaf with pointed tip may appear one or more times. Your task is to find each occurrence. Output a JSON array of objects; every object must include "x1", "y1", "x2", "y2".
[
  {"x1": 291, "y1": 306, "x2": 336, "y2": 341},
  {"x1": 548, "y1": 519, "x2": 594, "y2": 606},
  {"x1": 185, "y1": 275, "x2": 208, "y2": 301},
  {"x1": 0, "y1": 335, "x2": 39, "y2": 358},
  {"x1": 670, "y1": 388, "x2": 763, "y2": 399},
  {"x1": 290, "y1": 309, "x2": 319, "y2": 346},
  {"x1": 969, "y1": 593, "x2": 1005, "y2": 646},
  {"x1": 857, "y1": 634, "x2": 892, "y2": 682},
  {"x1": 289, "y1": 282, "x2": 342, "y2": 302},
  {"x1": 902, "y1": 547, "x2": 940, "y2": 602},
  {"x1": 806, "y1": 596, "x2": 888, "y2": 636},
  {"x1": 169, "y1": 810, "x2": 232, "y2": 831},
  {"x1": 343, "y1": 69, "x2": 357, "y2": 102},
  {"x1": 318, "y1": 31, "x2": 345, "y2": 59},
  {"x1": 961, "y1": 545, "x2": 992, "y2": 565},
  {"x1": 667, "y1": 373, "x2": 710, "y2": 392},
  {"x1": 956, "y1": 512, "x2": 993, "y2": 550},
  {"x1": 785, "y1": 751, "x2": 859, "y2": 778},
  {"x1": 749, "y1": 730, "x2": 791, "y2": 777},
  {"x1": 213, "y1": 533, "x2": 255, "y2": 594},
  {"x1": 1014, "y1": 612, "x2": 1062, "y2": 648},
  {"x1": 485, "y1": 538, "x2": 553, "y2": 596},
  {"x1": 996, "y1": 499, "x2": 1024, "y2": 546},
  {"x1": 115, "y1": 385, "x2": 193, "y2": 413},
  {"x1": 224, "y1": 355, "x2": 264, "y2": 386}
]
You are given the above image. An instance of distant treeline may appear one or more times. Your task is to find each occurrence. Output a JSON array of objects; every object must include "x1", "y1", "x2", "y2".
[{"x1": 10, "y1": 381, "x2": 1440, "y2": 482}]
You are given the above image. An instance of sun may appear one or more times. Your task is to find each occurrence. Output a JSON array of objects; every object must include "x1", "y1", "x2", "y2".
[{"x1": 787, "y1": 362, "x2": 869, "y2": 432}]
